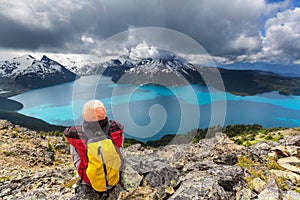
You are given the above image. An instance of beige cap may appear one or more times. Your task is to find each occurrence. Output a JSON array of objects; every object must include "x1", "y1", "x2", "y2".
[{"x1": 82, "y1": 99, "x2": 106, "y2": 122}]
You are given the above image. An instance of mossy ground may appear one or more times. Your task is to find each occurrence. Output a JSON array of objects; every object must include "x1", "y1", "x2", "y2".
[
  {"x1": 231, "y1": 128, "x2": 285, "y2": 147},
  {"x1": 236, "y1": 155, "x2": 300, "y2": 193}
]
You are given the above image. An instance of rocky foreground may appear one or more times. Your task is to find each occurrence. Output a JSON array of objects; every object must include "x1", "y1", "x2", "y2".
[{"x1": 0, "y1": 120, "x2": 300, "y2": 199}]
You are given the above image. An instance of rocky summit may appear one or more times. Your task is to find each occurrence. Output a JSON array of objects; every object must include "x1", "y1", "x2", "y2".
[{"x1": 0, "y1": 120, "x2": 300, "y2": 199}]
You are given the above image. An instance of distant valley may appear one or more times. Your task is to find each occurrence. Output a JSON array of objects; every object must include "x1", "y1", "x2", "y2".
[
  {"x1": 1, "y1": 52, "x2": 300, "y2": 99},
  {"x1": 65, "y1": 50, "x2": 300, "y2": 96},
  {"x1": 0, "y1": 52, "x2": 300, "y2": 134}
]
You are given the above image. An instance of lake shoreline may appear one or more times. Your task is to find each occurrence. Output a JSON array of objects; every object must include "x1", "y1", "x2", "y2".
[
  {"x1": 0, "y1": 97, "x2": 23, "y2": 111},
  {"x1": 0, "y1": 89, "x2": 298, "y2": 145},
  {"x1": 5, "y1": 74, "x2": 300, "y2": 142}
]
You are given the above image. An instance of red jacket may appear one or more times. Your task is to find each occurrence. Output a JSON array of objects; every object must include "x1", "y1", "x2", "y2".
[{"x1": 64, "y1": 120, "x2": 124, "y2": 185}]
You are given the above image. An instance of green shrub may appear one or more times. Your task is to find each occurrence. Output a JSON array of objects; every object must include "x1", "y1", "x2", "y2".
[
  {"x1": 274, "y1": 176, "x2": 289, "y2": 191},
  {"x1": 266, "y1": 159, "x2": 285, "y2": 170},
  {"x1": 123, "y1": 138, "x2": 144, "y2": 149},
  {"x1": 242, "y1": 141, "x2": 252, "y2": 147},
  {"x1": 235, "y1": 139, "x2": 243, "y2": 145},
  {"x1": 3, "y1": 150, "x2": 11, "y2": 156},
  {"x1": 54, "y1": 159, "x2": 62, "y2": 165},
  {"x1": 248, "y1": 135, "x2": 255, "y2": 141},
  {"x1": 264, "y1": 135, "x2": 273, "y2": 140},
  {"x1": 47, "y1": 140, "x2": 55, "y2": 152},
  {"x1": 0, "y1": 176, "x2": 11, "y2": 182},
  {"x1": 237, "y1": 155, "x2": 295, "y2": 192},
  {"x1": 64, "y1": 177, "x2": 80, "y2": 188},
  {"x1": 48, "y1": 131, "x2": 64, "y2": 137}
]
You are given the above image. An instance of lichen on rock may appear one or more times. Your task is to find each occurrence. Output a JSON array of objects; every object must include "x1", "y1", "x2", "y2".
[{"x1": 1, "y1": 120, "x2": 300, "y2": 199}]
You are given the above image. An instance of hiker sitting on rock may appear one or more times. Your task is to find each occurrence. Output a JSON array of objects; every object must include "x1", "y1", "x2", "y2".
[{"x1": 64, "y1": 99, "x2": 124, "y2": 197}]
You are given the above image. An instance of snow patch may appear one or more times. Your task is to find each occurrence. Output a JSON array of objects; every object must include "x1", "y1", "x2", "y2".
[{"x1": 0, "y1": 55, "x2": 72, "y2": 79}]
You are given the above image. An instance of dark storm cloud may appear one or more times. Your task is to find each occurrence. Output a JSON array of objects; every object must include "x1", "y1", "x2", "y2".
[
  {"x1": 0, "y1": 14, "x2": 72, "y2": 50},
  {"x1": 67, "y1": 0, "x2": 265, "y2": 56},
  {"x1": 0, "y1": 0, "x2": 298, "y2": 62}
]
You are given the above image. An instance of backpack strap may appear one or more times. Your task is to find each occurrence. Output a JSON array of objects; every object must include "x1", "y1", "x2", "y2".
[
  {"x1": 64, "y1": 126, "x2": 86, "y2": 139},
  {"x1": 97, "y1": 141, "x2": 110, "y2": 189}
]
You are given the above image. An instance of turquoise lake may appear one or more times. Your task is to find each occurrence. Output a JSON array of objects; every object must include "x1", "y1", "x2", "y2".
[{"x1": 10, "y1": 75, "x2": 300, "y2": 142}]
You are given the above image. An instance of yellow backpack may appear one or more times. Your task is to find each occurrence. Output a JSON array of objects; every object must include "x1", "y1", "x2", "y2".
[{"x1": 86, "y1": 134, "x2": 122, "y2": 192}]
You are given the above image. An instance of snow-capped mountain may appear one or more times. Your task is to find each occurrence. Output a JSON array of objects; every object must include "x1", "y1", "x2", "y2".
[
  {"x1": 62, "y1": 57, "x2": 100, "y2": 75},
  {"x1": 0, "y1": 55, "x2": 77, "y2": 96},
  {"x1": 65, "y1": 49, "x2": 208, "y2": 86},
  {"x1": 110, "y1": 54, "x2": 201, "y2": 86},
  {"x1": 64, "y1": 56, "x2": 128, "y2": 76}
]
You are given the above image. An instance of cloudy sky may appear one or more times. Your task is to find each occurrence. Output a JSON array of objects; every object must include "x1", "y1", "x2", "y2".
[{"x1": 0, "y1": 0, "x2": 299, "y2": 65}]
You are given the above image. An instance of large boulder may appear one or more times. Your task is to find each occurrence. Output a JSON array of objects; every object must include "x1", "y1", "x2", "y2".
[
  {"x1": 271, "y1": 145, "x2": 300, "y2": 158},
  {"x1": 282, "y1": 190, "x2": 300, "y2": 200},
  {"x1": 121, "y1": 163, "x2": 143, "y2": 192},
  {"x1": 169, "y1": 170, "x2": 229, "y2": 200},
  {"x1": 169, "y1": 165, "x2": 245, "y2": 200},
  {"x1": 144, "y1": 166, "x2": 181, "y2": 198},
  {"x1": 257, "y1": 176, "x2": 280, "y2": 200},
  {"x1": 277, "y1": 156, "x2": 300, "y2": 173}
]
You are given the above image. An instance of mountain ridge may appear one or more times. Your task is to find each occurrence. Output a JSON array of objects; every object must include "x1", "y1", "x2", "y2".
[
  {"x1": 63, "y1": 51, "x2": 300, "y2": 96},
  {"x1": 0, "y1": 55, "x2": 78, "y2": 97},
  {"x1": 1, "y1": 52, "x2": 300, "y2": 97}
]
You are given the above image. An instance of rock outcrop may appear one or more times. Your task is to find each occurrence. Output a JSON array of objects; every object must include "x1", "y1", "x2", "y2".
[
  {"x1": 0, "y1": 120, "x2": 300, "y2": 199},
  {"x1": 0, "y1": 120, "x2": 74, "y2": 199}
]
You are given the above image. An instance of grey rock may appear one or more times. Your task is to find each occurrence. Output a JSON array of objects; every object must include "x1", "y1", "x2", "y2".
[
  {"x1": 124, "y1": 144, "x2": 190, "y2": 174},
  {"x1": 271, "y1": 145, "x2": 300, "y2": 158},
  {"x1": 0, "y1": 187, "x2": 12, "y2": 198},
  {"x1": 116, "y1": 185, "x2": 158, "y2": 200},
  {"x1": 194, "y1": 133, "x2": 245, "y2": 165},
  {"x1": 183, "y1": 159, "x2": 218, "y2": 172},
  {"x1": 235, "y1": 188, "x2": 256, "y2": 200},
  {"x1": 270, "y1": 169, "x2": 300, "y2": 185},
  {"x1": 282, "y1": 190, "x2": 300, "y2": 200},
  {"x1": 124, "y1": 156, "x2": 170, "y2": 174},
  {"x1": 170, "y1": 171, "x2": 229, "y2": 200},
  {"x1": 121, "y1": 163, "x2": 143, "y2": 192},
  {"x1": 0, "y1": 120, "x2": 10, "y2": 130},
  {"x1": 144, "y1": 166, "x2": 180, "y2": 198},
  {"x1": 249, "y1": 142, "x2": 273, "y2": 158},
  {"x1": 2, "y1": 120, "x2": 300, "y2": 200},
  {"x1": 125, "y1": 143, "x2": 142, "y2": 152},
  {"x1": 208, "y1": 165, "x2": 245, "y2": 193},
  {"x1": 257, "y1": 175, "x2": 281, "y2": 200},
  {"x1": 280, "y1": 133, "x2": 300, "y2": 146},
  {"x1": 277, "y1": 156, "x2": 300, "y2": 173},
  {"x1": 169, "y1": 165, "x2": 245, "y2": 200},
  {"x1": 250, "y1": 178, "x2": 266, "y2": 193}
]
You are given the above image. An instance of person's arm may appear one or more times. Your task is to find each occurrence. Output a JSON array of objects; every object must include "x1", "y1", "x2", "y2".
[
  {"x1": 109, "y1": 120, "x2": 124, "y2": 151},
  {"x1": 69, "y1": 144, "x2": 80, "y2": 170}
]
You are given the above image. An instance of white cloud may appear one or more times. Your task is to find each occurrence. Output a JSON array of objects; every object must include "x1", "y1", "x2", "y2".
[
  {"x1": 0, "y1": 0, "x2": 298, "y2": 64},
  {"x1": 81, "y1": 35, "x2": 94, "y2": 44},
  {"x1": 0, "y1": 49, "x2": 29, "y2": 61},
  {"x1": 229, "y1": 34, "x2": 261, "y2": 53},
  {"x1": 246, "y1": 7, "x2": 300, "y2": 63},
  {"x1": 177, "y1": 53, "x2": 228, "y2": 65},
  {"x1": 0, "y1": 0, "x2": 86, "y2": 29},
  {"x1": 129, "y1": 42, "x2": 160, "y2": 60}
]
